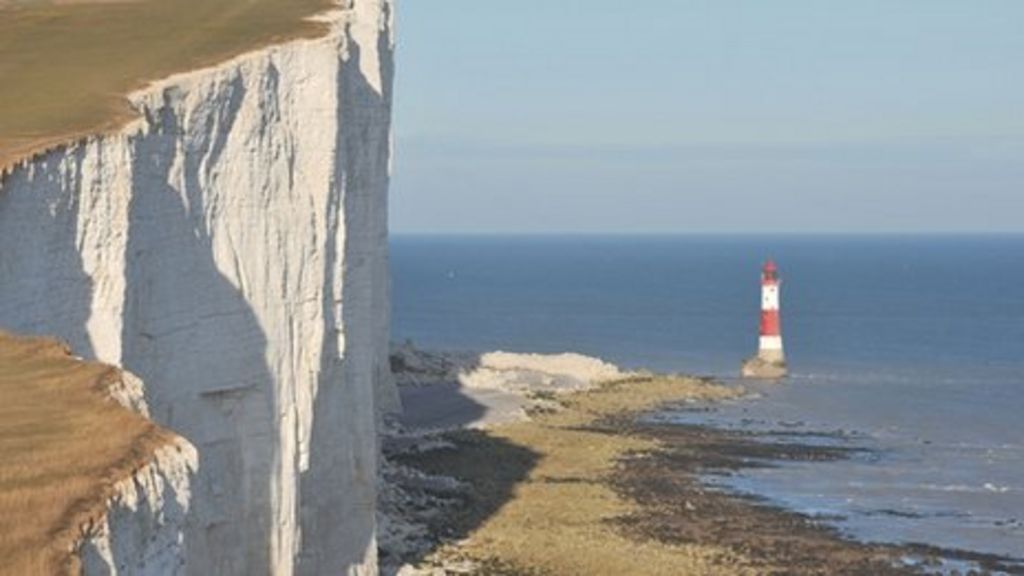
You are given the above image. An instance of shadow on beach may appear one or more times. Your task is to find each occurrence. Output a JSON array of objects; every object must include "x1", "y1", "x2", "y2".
[
  {"x1": 383, "y1": 427, "x2": 541, "y2": 575},
  {"x1": 397, "y1": 429, "x2": 540, "y2": 538},
  {"x1": 380, "y1": 347, "x2": 542, "y2": 574}
]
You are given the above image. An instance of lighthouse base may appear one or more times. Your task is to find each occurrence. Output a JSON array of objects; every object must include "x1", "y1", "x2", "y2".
[{"x1": 741, "y1": 355, "x2": 788, "y2": 379}]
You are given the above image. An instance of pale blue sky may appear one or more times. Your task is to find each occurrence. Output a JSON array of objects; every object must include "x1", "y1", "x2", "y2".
[{"x1": 391, "y1": 1, "x2": 1024, "y2": 234}]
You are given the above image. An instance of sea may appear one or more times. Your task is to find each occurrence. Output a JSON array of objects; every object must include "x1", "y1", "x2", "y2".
[{"x1": 391, "y1": 234, "x2": 1024, "y2": 565}]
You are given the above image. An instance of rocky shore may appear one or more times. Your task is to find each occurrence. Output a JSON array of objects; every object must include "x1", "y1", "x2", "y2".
[{"x1": 379, "y1": 348, "x2": 1021, "y2": 576}]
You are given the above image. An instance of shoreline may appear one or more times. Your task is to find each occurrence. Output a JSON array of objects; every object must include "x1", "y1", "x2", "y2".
[
  {"x1": 618, "y1": 420, "x2": 1023, "y2": 575},
  {"x1": 382, "y1": 354, "x2": 1022, "y2": 575}
]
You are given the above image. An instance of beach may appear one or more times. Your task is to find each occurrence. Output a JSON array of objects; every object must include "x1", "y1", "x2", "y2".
[{"x1": 378, "y1": 349, "x2": 1021, "y2": 575}]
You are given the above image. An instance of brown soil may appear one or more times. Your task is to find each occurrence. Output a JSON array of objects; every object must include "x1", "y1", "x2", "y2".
[
  {"x1": 0, "y1": 331, "x2": 174, "y2": 575},
  {"x1": 394, "y1": 375, "x2": 1019, "y2": 575}
]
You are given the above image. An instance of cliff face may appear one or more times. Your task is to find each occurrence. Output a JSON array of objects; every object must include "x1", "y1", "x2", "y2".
[{"x1": 0, "y1": 1, "x2": 395, "y2": 574}]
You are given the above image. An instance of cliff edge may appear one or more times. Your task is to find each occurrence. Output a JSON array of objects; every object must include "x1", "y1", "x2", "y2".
[{"x1": 0, "y1": 333, "x2": 197, "y2": 575}]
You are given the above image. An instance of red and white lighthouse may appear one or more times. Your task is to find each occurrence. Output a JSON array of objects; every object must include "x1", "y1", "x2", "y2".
[
  {"x1": 742, "y1": 260, "x2": 788, "y2": 378},
  {"x1": 758, "y1": 260, "x2": 784, "y2": 363}
]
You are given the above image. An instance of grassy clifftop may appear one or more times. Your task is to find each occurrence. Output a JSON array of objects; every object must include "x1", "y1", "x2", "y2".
[
  {"x1": 0, "y1": 333, "x2": 173, "y2": 574},
  {"x1": 0, "y1": 0, "x2": 334, "y2": 171}
]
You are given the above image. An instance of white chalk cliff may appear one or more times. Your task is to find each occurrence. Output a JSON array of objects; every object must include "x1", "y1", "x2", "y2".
[{"x1": 0, "y1": 0, "x2": 396, "y2": 573}]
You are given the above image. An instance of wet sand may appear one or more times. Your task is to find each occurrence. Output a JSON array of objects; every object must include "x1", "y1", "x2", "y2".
[
  {"x1": 615, "y1": 421, "x2": 1023, "y2": 575},
  {"x1": 389, "y1": 374, "x2": 1022, "y2": 575}
]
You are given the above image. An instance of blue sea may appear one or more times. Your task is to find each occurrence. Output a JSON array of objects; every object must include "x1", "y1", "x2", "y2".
[{"x1": 391, "y1": 234, "x2": 1024, "y2": 564}]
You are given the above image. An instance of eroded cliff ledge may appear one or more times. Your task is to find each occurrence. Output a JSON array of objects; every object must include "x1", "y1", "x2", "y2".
[
  {"x1": 0, "y1": 1, "x2": 396, "y2": 573},
  {"x1": 0, "y1": 332, "x2": 197, "y2": 576}
]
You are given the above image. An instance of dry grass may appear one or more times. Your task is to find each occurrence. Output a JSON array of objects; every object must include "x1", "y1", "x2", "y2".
[
  {"x1": 404, "y1": 375, "x2": 761, "y2": 575},
  {"x1": 0, "y1": 331, "x2": 173, "y2": 575},
  {"x1": 0, "y1": 0, "x2": 334, "y2": 171}
]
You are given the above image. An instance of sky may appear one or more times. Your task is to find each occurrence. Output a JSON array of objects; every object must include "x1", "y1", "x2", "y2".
[{"x1": 390, "y1": 1, "x2": 1024, "y2": 234}]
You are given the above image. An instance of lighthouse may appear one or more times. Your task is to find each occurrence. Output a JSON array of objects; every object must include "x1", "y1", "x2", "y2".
[{"x1": 742, "y1": 259, "x2": 788, "y2": 379}]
